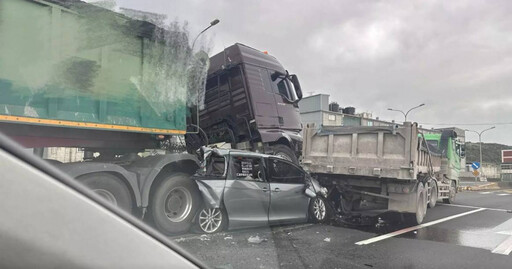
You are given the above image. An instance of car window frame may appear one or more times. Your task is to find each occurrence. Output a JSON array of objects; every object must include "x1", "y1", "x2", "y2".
[
  {"x1": 267, "y1": 157, "x2": 306, "y2": 185},
  {"x1": 229, "y1": 154, "x2": 267, "y2": 183}
]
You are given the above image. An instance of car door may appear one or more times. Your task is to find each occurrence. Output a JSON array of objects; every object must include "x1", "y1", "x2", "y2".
[
  {"x1": 267, "y1": 157, "x2": 310, "y2": 224},
  {"x1": 223, "y1": 154, "x2": 270, "y2": 229}
]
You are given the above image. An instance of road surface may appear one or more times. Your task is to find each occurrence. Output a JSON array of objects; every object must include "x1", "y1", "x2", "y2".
[{"x1": 173, "y1": 190, "x2": 512, "y2": 268}]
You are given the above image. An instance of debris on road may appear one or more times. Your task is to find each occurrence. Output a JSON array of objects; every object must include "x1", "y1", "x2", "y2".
[
  {"x1": 248, "y1": 235, "x2": 267, "y2": 244},
  {"x1": 224, "y1": 235, "x2": 233, "y2": 240},
  {"x1": 324, "y1": 237, "x2": 331, "y2": 242},
  {"x1": 200, "y1": 234, "x2": 211, "y2": 241}
]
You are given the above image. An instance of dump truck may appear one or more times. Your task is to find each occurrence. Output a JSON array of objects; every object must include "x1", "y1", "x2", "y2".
[
  {"x1": 0, "y1": 0, "x2": 303, "y2": 234},
  {"x1": 302, "y1": 122, "x2": 463, "y2": 224}
]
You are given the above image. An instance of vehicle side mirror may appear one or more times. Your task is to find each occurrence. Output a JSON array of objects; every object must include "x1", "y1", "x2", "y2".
[
  {"x1": 289, "y1": 74, "x2": 302, "y2": 101},
  {"x1": 304, "y1": 188, "x2": 316, "y2": 198},
  {"x1": 460, "y1": 144, "x2": 466, "y2": 158}
]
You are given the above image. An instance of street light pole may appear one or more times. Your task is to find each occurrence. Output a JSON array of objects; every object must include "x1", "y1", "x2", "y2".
[
  {"x1": 465, "y1": 126, "x2": 496, "y2": 180},
  {"x1": 388, "y1": 103, "x2": 425, "y2": 122},
  {"x1": 191, "y1": 18, "x2": 220, "y2": 51}
]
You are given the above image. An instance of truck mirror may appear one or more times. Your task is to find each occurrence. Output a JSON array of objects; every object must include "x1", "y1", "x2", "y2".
[{"x1": 290, "y1": 74, "x2": 302, "y2": 101}]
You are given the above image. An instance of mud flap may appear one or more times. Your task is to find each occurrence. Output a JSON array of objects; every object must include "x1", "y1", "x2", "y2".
[{"x1": 388, "y1": 183, "x2": 420, "y2": 213}]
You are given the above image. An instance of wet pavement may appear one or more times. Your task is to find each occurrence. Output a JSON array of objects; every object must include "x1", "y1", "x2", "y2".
[{"x1": 173, "y1": 190, "x2": 512, "y2": 268}]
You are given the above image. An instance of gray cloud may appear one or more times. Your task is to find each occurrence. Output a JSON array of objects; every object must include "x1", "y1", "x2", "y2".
[{"x1": 119, "y1": 0, "x2": 512, "y2": 144}]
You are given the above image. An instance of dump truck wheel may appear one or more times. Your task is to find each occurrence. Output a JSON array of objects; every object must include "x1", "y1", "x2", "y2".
[
  {"x1": 77, "y1": 172, "x2": 133, "y2": 213},
  {"x1": 443, "y1": 181, "x2": 456, "y2": 204},
  {"x1": 151, "y1": 173, "x2": 200, "y2": 235},
  {"x1": 428, "y1": 181, "x2": 438, "y2": 208},
  {"x1": 405, "y1": 183, "x2": 426, "y2": 225},
  {"x1": 272, "y1": 144, "x2": 298, "y2": 165}
]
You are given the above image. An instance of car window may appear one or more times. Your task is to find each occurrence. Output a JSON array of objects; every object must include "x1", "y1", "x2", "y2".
[
  {"x1": 231, "y1": 156, "x2": 265, "y2": 182},
  {"x1": 207, "y1": 156, "x2": 226, "y2": 177},
  {"x1": 268, "y1": 158, "x2": 304, "y2": 184}
]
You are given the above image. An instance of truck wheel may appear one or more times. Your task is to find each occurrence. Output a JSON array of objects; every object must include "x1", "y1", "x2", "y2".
[
  {"x1": 404, "y1": 183, "x2": 426, "y2": 225},
  {"x1": 150, "y1": 173, "x2": 200, "y2": 235},
  {"x1": 77, "y1": 172, "x2": 133, "y2": 213},
  {"x1": 272, "y1": 144, "x2": 298, "y2": 164},
  {"x1": 428, "y1": 181, "x2": 438, "y2": 208},
  {"x1": 195, "y1": 206, "x2": 227, "y2": 234},
  {"x1": 309, "y1": 197, "x2": 330, "y2": 223},
  {"x1": 442, "y1": 181, "x2": 456, "y2": 204}
]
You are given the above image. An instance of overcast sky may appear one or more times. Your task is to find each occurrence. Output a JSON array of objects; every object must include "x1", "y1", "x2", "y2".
[{"x1": 119, "y1": 0, "x2": 512, "y2": 145}]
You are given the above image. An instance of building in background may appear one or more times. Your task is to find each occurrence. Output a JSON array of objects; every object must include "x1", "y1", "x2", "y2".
[
  {"x1": 501, "y1": 150, "x2": 512, "y2": 181},
  {"x1": 298, "y1": 94, "x2": 395, "y2": 128}
]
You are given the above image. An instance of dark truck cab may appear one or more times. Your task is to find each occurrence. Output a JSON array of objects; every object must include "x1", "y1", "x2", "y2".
[{"x1": 199, "y1": 43, "x2": 303, "y2": 163}]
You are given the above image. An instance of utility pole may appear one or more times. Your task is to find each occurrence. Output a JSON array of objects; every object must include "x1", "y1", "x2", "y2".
[
  {"x1": 388, "y1": 103, "x2": 425, "y2": 122},
  {"x1": 465, "y1": 126, "x2": 496, "y2": 181}
]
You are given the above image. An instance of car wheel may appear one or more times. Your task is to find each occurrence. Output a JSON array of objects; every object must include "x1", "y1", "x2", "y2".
[
  {"x1": 309, "y1": 197, "x2": 329, "y2": 223},
  {"x1": 442, "y1": 181, "x2": 456, "y2": 204},
  {"x1": 77, "y1": 172, "x2": 133, "y2": 213},
  {"x1": 196, "y1": 206, "x2": 226, "y2": 234},
  {"x1": 272, "y1": 144, "x2": 298, "y2": 165},
  {"x1": 150, "y1": 172, "x2": 200, "y2": 235}
]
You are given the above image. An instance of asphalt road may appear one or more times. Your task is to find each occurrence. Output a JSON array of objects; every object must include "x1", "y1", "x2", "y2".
[{"x1": 173, "y1": 190, "x2": 512, "y2": 269}]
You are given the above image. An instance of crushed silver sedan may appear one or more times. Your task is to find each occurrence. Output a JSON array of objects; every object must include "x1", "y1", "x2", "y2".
[{"x1": 191, "y1": 147, "x2": 330, "y2": 234}]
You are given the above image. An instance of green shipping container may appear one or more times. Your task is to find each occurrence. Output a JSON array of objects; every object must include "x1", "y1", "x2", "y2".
[{"x1": 0, "y1": 0, "x2": 203, "y2": 135}]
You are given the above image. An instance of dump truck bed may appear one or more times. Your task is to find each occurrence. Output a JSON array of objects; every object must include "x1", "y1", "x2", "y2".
[{"x1": 302, "y1": 122, "x2": 440, "y2": 180}]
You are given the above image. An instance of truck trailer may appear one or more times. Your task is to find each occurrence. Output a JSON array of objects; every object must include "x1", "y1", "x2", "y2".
[{"x1": 302, "y1": 122, "x2": 463, "y2": 224}]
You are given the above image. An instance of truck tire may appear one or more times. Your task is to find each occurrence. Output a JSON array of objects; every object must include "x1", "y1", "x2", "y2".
[
  {"x1": 428, "y1": 181, "x2": 438, "y2": 208},
  {"x1": 77, "y1": 172, "x2": 133, "y2": 213},
  {"x1": 309, "y1": 197, "x2": 331, "y2": 223},
  {"x1": 404, "y1": 183, "x2": 426, "y2": 225},
  {"x1": 442, "y1": 181, "x2": 456, "y2": 204},
  {"x1": 272, "y1": 144, "x2": 298, "y2": 165},
  {"x1": 150, "y1": 173, "x2": 200, "y2": 235}
]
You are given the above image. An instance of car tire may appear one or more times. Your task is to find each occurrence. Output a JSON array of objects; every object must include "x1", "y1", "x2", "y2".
[
  {"x1": 404, "y1": 182, "x2": 426, "y2": 225},
  {"x1": 150, "y1": 172, "x2": 200, "y2": 235},
  {"x1": 77, "y1": 172, "x2": 133, "y2": 213},
  {"x1": 309, "y1": 197, "x2": 330, "y2": 223},
  {"x1": 428, "y1": 181, "x2": 438, "y2": 208},
  {"x1": 272, "y1": 144, "x2": 298, "y2": 165},
  {"x1": 442, "y1": 181, "x2": 456, "y2": 204},
  {"x1": 195, "y1": 206, "x2": 227, "y2": 234}
]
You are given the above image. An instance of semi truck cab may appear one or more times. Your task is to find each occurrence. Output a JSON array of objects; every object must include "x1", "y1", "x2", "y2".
[{"x1": 198, "y1": 43, "x2": 303, "y2": 163}]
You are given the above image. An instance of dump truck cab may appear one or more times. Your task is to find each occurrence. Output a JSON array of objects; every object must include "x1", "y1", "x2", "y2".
[
  {"x1": 199, "y1": 43, "x2": 303, "y2": 163},
  {"x1": 423, "y1": 131, "x2": 465, "y2": 182}
]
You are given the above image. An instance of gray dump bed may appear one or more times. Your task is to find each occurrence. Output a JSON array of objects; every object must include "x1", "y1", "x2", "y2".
[{"x1": 302, "y1": 122, "x2": 440, "y2": 180}]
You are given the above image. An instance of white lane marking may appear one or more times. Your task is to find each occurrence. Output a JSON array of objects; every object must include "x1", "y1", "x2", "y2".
[
  {"x1": 355, "y1": 208, "x2": 486, "y2": 246},
  {"x1": 492, "y1": 236, "x2": 512, "y2": 255},
  {"x1": 497, "y1": 231, "x2": 512, "y2": 236},
  {"x1": 480, "y1": 192, "x2": 491, "y2": 194},
  {"x1": 497, "y1": 193, "x2": 510, "y2": 196},
  {"x1": 440, "y1": 203, "x2": 510, "y2": 212}
]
